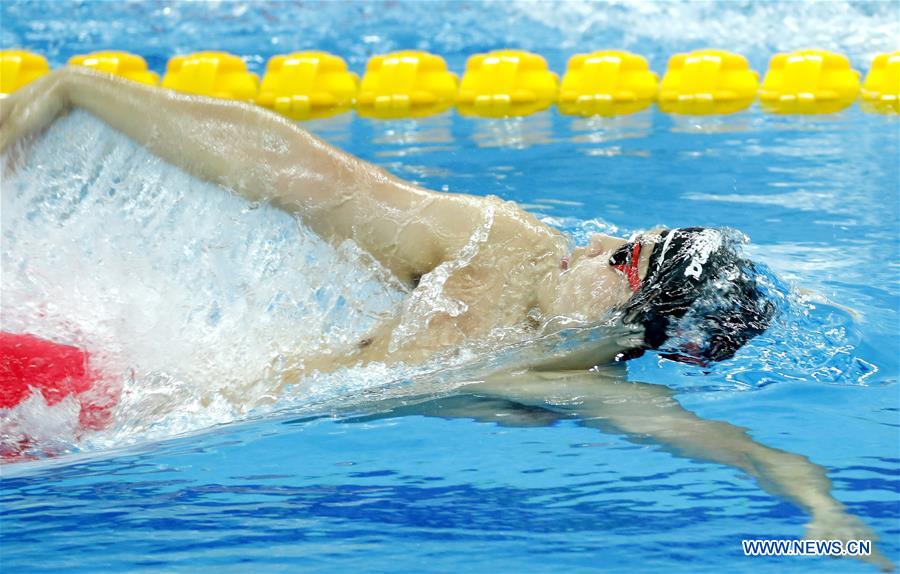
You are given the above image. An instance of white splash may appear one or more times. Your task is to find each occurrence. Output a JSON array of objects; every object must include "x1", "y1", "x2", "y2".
[{"x1": 1, "y1": 111, "x2": 407, "y2": 453}]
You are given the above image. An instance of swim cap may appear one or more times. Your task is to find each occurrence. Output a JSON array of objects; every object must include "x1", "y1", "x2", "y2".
[{"x1": 620, "y1": 228, "x2": 775, "y2": 364}]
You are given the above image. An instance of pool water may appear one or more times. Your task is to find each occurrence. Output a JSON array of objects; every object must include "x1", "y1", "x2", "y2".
[{"x1": 1, "y1": 2, "x2": 898, "y2": 573}]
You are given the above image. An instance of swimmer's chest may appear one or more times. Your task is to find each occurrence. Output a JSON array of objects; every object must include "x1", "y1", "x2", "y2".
[{"x1": 428, "y1": 243, "x2": 555, "y2": 331}]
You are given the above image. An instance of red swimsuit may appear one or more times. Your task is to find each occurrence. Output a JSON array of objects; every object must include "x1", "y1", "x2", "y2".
[{"x1": 1, "y1": 332, "x2": 118, "y2": 457}]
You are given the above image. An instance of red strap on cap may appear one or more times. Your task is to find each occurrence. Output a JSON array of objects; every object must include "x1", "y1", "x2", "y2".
[{"x1": 613, "y1": 242, "x2": 643, "y2": 293}]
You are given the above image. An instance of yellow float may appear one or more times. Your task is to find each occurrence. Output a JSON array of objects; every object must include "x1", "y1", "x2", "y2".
[
  {"x1": 861, "y1": 52, "x2": 899, "y2": 114},
  {"x1": 0, "y1": 50, "x2": 50, "y2": 95},
  {"x1": 68, "y1": 51, "x2": 159, "y2": 85},
  {"x1": 457, "y1": 50, "x2": 558, "y2": 117},
  {"x1": 358, "y1": 51, "x2": 457, "y2": 119},
  {"x1": 256, "y1": 51, "x2": 357, "y2": 120},
  {"x1": 162, "y1": 51, "x2": 258, "y2": 101},
  {"x1": 559, "y1": 50, "x2": 657, "y2": 116},
  {"x1": 659, "y1": 49, "x2": 758, "y2": 115},
  {"x1": 759, "y1": 49, "x2": 860, "y2": 114}
]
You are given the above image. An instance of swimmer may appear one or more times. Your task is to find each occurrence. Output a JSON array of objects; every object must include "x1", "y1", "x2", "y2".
[
  {"x1": 1, "y1": 68, "x2": 773, "y2": 374},
  {"x1": 1, "y1": 68, "x2": 892, "y2": 570}
]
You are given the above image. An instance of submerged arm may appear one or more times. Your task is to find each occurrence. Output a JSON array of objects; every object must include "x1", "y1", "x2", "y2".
[
  {"x1": 465, "y1": 369, "x2": 892, "y2": 570},
  {"x1": 0, "y1": 67, "x2": 494, "y2": 282}
]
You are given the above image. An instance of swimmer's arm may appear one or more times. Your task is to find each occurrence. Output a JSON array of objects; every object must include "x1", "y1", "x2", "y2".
[
  {"x1": 466, "y1": 370, "x2": 892, "y2": 570},
  {"x1": 0, "y1": 67, "x2": 488, "y2": 282}
]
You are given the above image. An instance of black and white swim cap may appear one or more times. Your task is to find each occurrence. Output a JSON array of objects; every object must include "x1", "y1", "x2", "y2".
[{"x1": 621, "y1": 228, "x2": 775, "y2": 364}]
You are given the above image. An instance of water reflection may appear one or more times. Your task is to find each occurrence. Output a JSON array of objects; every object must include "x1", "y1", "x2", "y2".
[
  {"x1": 569, "y1": 112, "x2": 653, "y2": 143},
  {"x1": 470, "y1": 114, "x2": 555, "y2": 149},
  {"x1": 667, "y1": 111, "x2": 757, "y2": 135},
  {"x1": 380, "y1": 161, "x2": 455, "y2": 182},
  {"x1": 370, "y1": 113, "x2": 455, "y2": 158},
  {"x1": 568, "y1": 112, "x2": 653, "y2": 158},
  {"x1": 303, "y1": 113, "x2": 355, "y2": 144}
]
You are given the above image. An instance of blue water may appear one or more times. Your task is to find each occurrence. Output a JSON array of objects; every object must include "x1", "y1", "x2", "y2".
[{"x1": 2, "y1": 1, "x2": 899, "y2": 573}]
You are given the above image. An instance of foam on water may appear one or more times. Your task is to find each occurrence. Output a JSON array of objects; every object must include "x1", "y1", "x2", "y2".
[{"x1": 1, "y1": 111, "x2": 411, "y2": 453}]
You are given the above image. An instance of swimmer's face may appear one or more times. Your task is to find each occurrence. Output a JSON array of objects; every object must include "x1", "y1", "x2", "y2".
[{"x1": 551, "y1": 234, "x2": 635, "y2": 321}]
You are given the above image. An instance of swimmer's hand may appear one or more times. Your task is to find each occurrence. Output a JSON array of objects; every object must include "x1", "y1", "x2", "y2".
[
  {"x1": 0, "y1": 68, "x2": 72, "y2": 154},
  {"x1": 805, "y1": 511, "x2": 895, "y2": 572}
]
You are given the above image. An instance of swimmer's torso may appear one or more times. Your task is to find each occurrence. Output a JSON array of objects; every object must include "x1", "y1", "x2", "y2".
[{"x1": 348, "y1": 195, "x2": 569, "y2": 365}]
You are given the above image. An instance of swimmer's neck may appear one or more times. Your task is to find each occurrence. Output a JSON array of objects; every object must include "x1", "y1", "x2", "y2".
[{"x1": 535, "y1": 237, "x2": 656, "y2": 321}]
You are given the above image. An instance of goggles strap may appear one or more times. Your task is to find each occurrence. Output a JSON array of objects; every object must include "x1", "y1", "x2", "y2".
[{"x1": 613, "y1": 242, "x2": 643, "y2": 293}]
